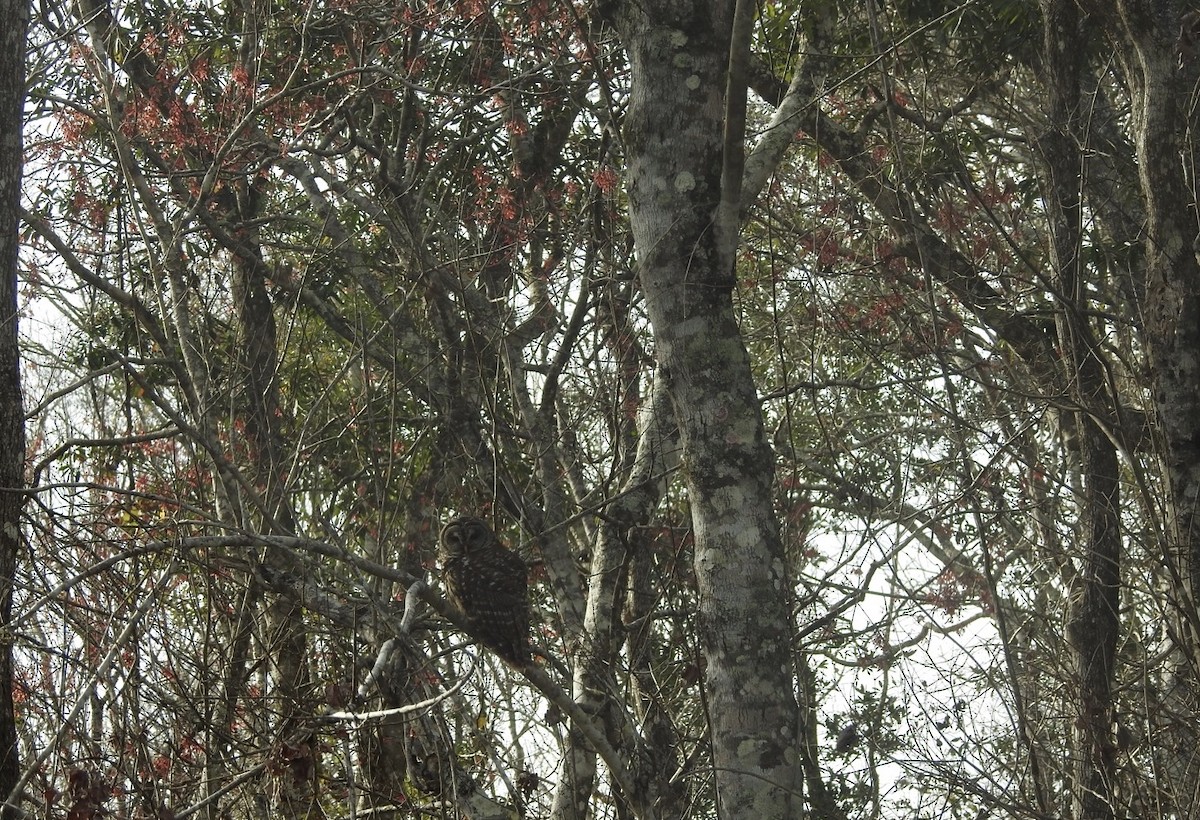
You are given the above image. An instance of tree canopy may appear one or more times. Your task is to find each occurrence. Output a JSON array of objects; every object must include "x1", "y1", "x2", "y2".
[{"x1": 13, "y1": 0, "x2": 1200, "y2": 818}]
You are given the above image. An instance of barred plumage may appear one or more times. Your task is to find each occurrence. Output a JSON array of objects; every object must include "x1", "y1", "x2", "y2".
[{"x1": 438, "y1": 516, "x2": 531, "y2": 666}]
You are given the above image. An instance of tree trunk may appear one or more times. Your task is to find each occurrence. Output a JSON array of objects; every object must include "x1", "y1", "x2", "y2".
[
  {"x1": 0, "y1": 0, "x2": 27, "y2": 815},
  {"x1": 1084, "y1": 2, "x2": 1200, "y2": 813},
  {"x1": 612, "y1": 1, "x2": 803, "y2": 814},
  {"x1": 1037, "y1": 3, "x2": 1122, "y2": 816},
  {"x1": 226, "y1": 178, "x2": 317, "y2": 819}
]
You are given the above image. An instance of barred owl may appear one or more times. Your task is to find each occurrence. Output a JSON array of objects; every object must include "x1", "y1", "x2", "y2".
[{"x1": 438, "y1": 516, "x2": 531, "y2": 666}]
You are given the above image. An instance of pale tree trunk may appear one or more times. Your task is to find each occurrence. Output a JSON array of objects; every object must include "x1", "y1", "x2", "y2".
[
  {"x1": 0, "y1": 0, "x2": 27, "y2": 815},
  {"x1": 1085, "y1": 2, "x2": 1200, "y2": 814},
  {"x1": 611, "y1": 0, "x2": 804, "y2": 814},
  {"x1": 550, "y1": 375, "x2": 683, "y2": 819}
]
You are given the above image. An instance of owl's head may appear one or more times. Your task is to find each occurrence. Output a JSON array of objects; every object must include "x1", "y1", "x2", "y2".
[{"x1": 438, "y1": 516, "x2": 492, "y2": 559}]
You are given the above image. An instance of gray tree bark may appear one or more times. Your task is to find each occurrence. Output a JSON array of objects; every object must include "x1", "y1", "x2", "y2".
[
  {"x1": 0, "y1": 0, "x2": 28, "y2": 815},
  {"x1": 1037, "y1": 4, "x2": 1122, "y2": 817},
  {"x1": 1083, "y1": 2, "x2": 1200, "y2": 814},
  {"x1": 611, "y1": 1, "x2": 804, "y2": 814}
]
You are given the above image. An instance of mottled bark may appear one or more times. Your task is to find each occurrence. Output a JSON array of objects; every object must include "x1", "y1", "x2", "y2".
[
  {"x1": 550, "y1": 376, "x2": 680, "y2": 820},
  {"x1": 0, "y1": 0, "x2": 27, "y2": 815},
  {"x1": 1037, "y1": 3, "x2": 1122, "y2": 816},
  {"x1": 611, "y1": 1, "x2": 803, "y2": 814},
  {"x1": 1108, "y1": 5, "x2": 1200, "y2": 592},
  {"x1": 1080, "y1": 2, "x2": 1200, "y2": 813}
]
